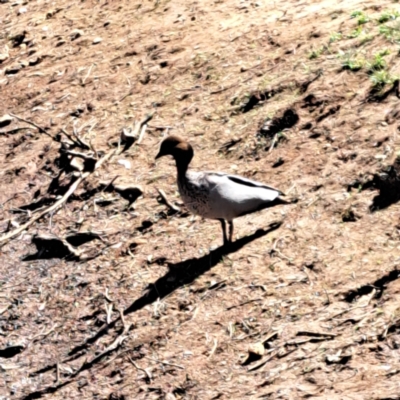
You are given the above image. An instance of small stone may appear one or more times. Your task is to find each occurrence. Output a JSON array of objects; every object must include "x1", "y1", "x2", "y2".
[
  {"x1": 70, "y1": 29, "x2": 83, "y2": 41},
  {"x1": 117, "y1": 159, "x2": 131, "y2": 169},
  {"x1": 0, "y1": 53, "x2": 9, "y2": 63},
  {"x1": 0, "y1": 114, "x2": 13, "y2": 128},
  {"x1": 92, "y1": 37, "x2": 102, "y2": 44},
  {"x1": 18, "y1": 6, "x2": 27, "y2": 14},
  {"x1": 28, "y1": 56, "x2": 41, "y2": 66},
  {"x1": 70, "y1": 157, "x2": 84, "y2": 171},
  {"x1": 55, "y1": 40, "x2": 66, "y2": 47},
  {"x1": 248, "y1": 342, "x2": 265, "y2": 357}
]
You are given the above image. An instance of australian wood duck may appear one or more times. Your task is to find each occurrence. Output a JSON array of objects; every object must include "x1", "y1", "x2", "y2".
[{"x1": 155, "y1": 136, "x2": 288, "y2": 245}]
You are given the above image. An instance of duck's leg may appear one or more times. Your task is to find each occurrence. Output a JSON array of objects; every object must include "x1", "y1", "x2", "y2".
[
  {"x1": 228, "y1": 221, "x2": 234, "y2": 243},
  {"x1": 218, "y1": 219, "x2": 228, "y2": 245}
]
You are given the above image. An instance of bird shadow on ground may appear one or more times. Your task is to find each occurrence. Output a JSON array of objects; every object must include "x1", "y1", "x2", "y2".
[
  {"x1": 64, "y1": 221, "x2": 282, "y2": 358},
  {"x1": 125, "y1": 221, "x2": 282, "y2": 314}
]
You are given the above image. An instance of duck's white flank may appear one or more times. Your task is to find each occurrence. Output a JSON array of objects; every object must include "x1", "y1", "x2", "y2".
[{"x1": 179, "y1": 170, "x2": 281, "y2": 221}]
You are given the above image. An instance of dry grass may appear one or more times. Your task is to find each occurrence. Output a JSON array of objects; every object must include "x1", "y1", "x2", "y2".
[{"x1": 2, "y1": 0, "x2": 400, "y2": 399}]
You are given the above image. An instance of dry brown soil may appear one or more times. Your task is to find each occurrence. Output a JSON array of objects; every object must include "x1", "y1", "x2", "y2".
[{"x1": 2, "y1": 0, "x2": 400, "y2": 399}]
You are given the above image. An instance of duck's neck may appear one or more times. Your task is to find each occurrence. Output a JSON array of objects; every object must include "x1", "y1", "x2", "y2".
[
  {"x1": 176, "y1": 159, "x2": 190, "y2": 180},
  {"x1": 174, "y1": 147, "x2": 193, "y2": 180}
]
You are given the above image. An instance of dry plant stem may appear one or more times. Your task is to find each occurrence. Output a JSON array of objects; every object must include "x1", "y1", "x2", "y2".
[
  {"x1": 70, "y1": 315, "x2": 131, "y2": 378},
  {"x1": 128, "y1": 357, "x2": 152, "y2": 380},
  {"x1": 157, "y1": 188, "x2": 181, "y2": 212},
  {"x1": 144, "y1": 356, "x2": 184, "y2": 370},
  {"x1": 131, "y1": 112, "x2": 155, "y2": 139},
  {"x1": 30, "y1": 324, "x2": 58, "y2": 342},
  {"x1": 0, "y1": 149, "x2": 116, "y2": 245},
  {"x1": 137, "y1": 123, "x2": 147, "y2": 144},
  {"x1": 208, "y1": 338, "x2": 218, "y2": 359},
  {"x1": 9, "y1": 113, "x2": 56, "y2": 141},
  {"x1": 105, "y1": 303, "x2": 113, "y2": 324},
  {"x1": 82, "y1": 63, "x2": 94, "y2": 85},
  {"x1": 226, "y1": 298, "x2": 262, "y2": 311},
  {"x1": 56, "y1": 363, "x2": 60, "y2": 384},
  {"x1": 0, "y1": 305, "x2": 10, "y2": 315},
  {"x1": 0, "y1": 174, "x2": 86, "y2": 245},
  {"x1": 101, "y1": 176, "x2": 120, "y2": 193},
  {"x1": 104, "y1": 287, "x2": 114, "y2": 302}
]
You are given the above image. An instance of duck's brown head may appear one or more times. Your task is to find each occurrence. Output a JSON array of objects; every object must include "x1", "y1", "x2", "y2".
[{"x1": 155, "y1": 135, "x2": 194, "y2": 172}]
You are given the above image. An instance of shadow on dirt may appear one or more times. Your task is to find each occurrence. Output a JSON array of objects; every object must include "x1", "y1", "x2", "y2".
[
  {"x1": 125, "y1": 222, "x2": 281, "y2": 314},
  {"x1": 22, "y1": 232, "x2": 101, "y2": 261},
  {"x1": 366, "y1": 158, "x2": 400, "y2": 212},
  {"x1": 69, "y1": 222, "x2": 281, "y2": 355},
  {"x1": 28, "y1": 222, "x2": 282, "y2": 388},
  {"x1": 343, "y1": 268, "x2": 400, "y2": 303}
]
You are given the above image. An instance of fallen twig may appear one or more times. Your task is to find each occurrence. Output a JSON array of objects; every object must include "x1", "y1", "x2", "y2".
[
  {"x1": 157, "y1": 188, "x2": 180, "y2": 213},
  {"x1": 226, "y1": 298, "x2": 262, "y2": 311},
  {"x1": 56, "y1": 363, "x2": 60, "y2": 384},
  {"x1": 9, "y1": 113, "x2": 57, "y2": 141},
  {"x1": 30, "y1": 324, "x2": 58, "y2": 342},
  {"x1": 144, "y1": 356, "x2": 184, "y2": 370},
  {"x1": 137, "y1": 123, "x2": 147, "y2": 144},
  {"x1": 104, "y1": 288, "x2": 113, "y2": 303},
  {"x1": 0, "y1": 148, "x2": 116, "y2": 246},
  {"x1": 128, "y1": 357, "x2": 152, "y2": 381},
  {"x1": 105, "y1": 303, "x2": 113, "y2": 324},
  {"x1": 131, "y1": 112, "x2": 154, "y2": 140}
]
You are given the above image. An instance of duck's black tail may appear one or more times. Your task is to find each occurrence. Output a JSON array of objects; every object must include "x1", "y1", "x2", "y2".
[
  {"x1": 238, "y1": 196, "x2": 297, "y2": 217},
  {"x1": 272, "y1": 196, "x2": 298, "y2": 206}
]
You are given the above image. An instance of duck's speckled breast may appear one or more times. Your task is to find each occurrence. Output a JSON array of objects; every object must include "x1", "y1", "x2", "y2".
[{"x1": 178, "y1": 171, "x2": 211, "y2": 217}]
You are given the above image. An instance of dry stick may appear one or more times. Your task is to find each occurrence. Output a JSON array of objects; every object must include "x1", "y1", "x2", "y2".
[
  {"x1": 56, "y1": 363, "x2": 60, "y2": 384},
  {"x1": 226, "y1": 298, "x2": 262, "y2": 311},
  {"x1": 137, "y1": 123, "x2": 147, "y2": 144},
  {"x1": 131, "y1": 112, "x2": 154, "y2": 140},
  {"x1": 70, "y1": 314, "x2": 131, "y2": 379},
  {"x1": 157, "y1": 188, "x2": 180, "y2": 213},
  {"x1": 105, "y1": 303, "x2": 113, "y2": 324},
  {"x1": 9, "y1": 113, "x2": 56, "y2": 141},
  {"x1": 30, "y1": 324, "x2": 58, "y2": 342},
  {"x1": 60, "y1": 128, "x2": 79, "y2": 145},
  {"x1": 82, "y1": 63, "x2": 95, "y2": 85},
  {"x1": 144, "y1": 356, "x2": 184, "y2": 370},
  {"x1": 0, "y1": 305, "x2": 10, "y2": 315},
  {"x1": 0, "y1": 149, "x2": 116, "y2": 245},
  {"x1": 128, "y1": 357, "x2": 152, "y2": 380}
]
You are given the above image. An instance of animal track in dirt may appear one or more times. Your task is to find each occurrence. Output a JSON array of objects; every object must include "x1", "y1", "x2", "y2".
[
  {"x1": 342, "y1": 268, "x2": 400, "y2": 303},
  {"x1": 354, "y1": 158, "x2": 400, "y2": 212}
]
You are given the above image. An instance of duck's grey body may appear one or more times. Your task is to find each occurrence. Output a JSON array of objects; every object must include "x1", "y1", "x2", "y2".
[
  {"x1": 178, "y1": 170, "x2": 282, "y2": 221},
  {"x1": 155, "y1": 135, "x2": 288, "y2": 245}
]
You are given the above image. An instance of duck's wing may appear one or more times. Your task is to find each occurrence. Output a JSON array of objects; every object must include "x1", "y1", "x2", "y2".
[{"x1": 205, "y1": 172, "x2": 285, "y2": 196}]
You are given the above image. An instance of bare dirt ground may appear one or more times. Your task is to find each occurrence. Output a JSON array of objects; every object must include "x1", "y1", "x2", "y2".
[{"x1": 3, "y1": 0, "x2": 400, "y2": 398}]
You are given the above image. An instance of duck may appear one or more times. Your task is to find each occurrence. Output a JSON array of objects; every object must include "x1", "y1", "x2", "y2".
[{"x1": 155, "y1": 135, "x2": 289, "y2": 245}]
